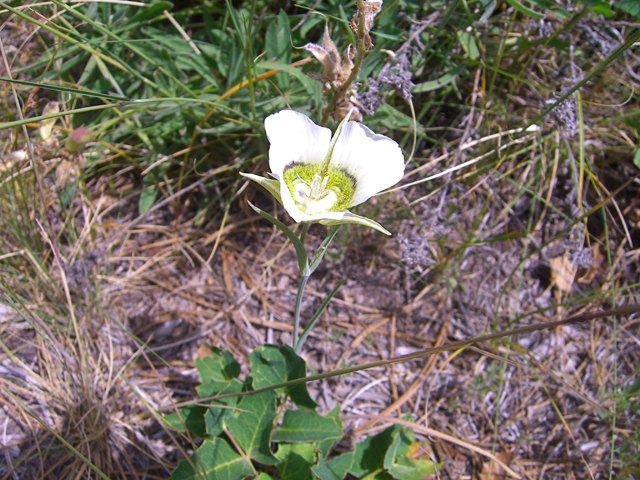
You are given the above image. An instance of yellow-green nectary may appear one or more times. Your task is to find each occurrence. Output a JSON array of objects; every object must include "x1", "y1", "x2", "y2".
[{"x1": 283, "y1": 163, "x2": 356, "y2": 215}]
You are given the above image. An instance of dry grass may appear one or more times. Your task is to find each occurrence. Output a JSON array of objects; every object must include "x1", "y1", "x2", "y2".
[{"x1": 1, "y1": 1, "x2": 640, "y2": 479}]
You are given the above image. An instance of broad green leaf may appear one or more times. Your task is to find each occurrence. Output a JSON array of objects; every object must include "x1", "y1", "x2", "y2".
[
  {"x1": 615, "y1": 0, "x2": 640, "y2": 16},
  {"x1": 313, "y1": 453, "x2": 354, "y2": 480},
  {"x1": 128, "y1": 2, "x2": 173, "y2": 25},
  {"x1": 311, "y1": 456, "x2": 339, "y2": 480},
  {"x1": 457, "y1": 31, "x2": 480, "y2": 61},
  {"x1": 227, "y1": 390, "x2": 279, "y2": 465},
  {"x1": 201, "y1": 381, "x2": 243, "y2": 436},
  {"x1": 383, "y1": 428, "x2": 436, "y2": 480},
  {"x1": 280, "y1": 345, "x2": 317, "y2": 410},
  {"x1": 249, "y1": 345, "x2": 289, "y2": 389},
  {"x1": 138, "y1": 184, "x2": 157, "y2": 216},
  {"x1": 144, "y1": 27, "x2": 195, "y2": 53},
  {"x1": 275, "y1": 443, "x2": 316, "y2": 480},
  {"x1": 383, "y1": 428, "x2": 414, "y2": 469},
  {"x1": 255, "y1": 474, "x2": 277, "y2": 480},
  {"x1": 634, "y1": 149, "x2": 640, "y2": 170},
  {"x1": 250, "y1": 345, "x2": 317, "y2": 410},
  {"x1": 387, "y1": 456, "x2": 437, "y2": 480},
  {"x1": 272, "y1": 409, "x2": 342, "y2": 443},
  {"x1": 163, "y1": 405, "x2": 207, "y2": 438},
  {"x1": 588, "y1": 2, "x2": 614, "y2": 16},
  {"x1": 169, "y1": 437, "x2": 255, "y2": 480},
  {"x1": 350, "y1": 424, "x2": 402, "y2": 477},
  {"x1": 361, "y1": 470, "x2": 393, "y2": 480},
  {"x1": 315, "y1": 406, "x2": 343, "y2": 458},
  {"x1": 196, "y1": 347, "x2": 241, "y2": 383}
]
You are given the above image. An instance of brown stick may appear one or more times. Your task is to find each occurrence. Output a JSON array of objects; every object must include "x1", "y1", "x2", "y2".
[{"x1": 161, "y1": 304, "x2": 640, "y2": 411}]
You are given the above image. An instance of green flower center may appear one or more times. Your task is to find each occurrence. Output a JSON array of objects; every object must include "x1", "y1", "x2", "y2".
[{"x1": 283, "y1": 162, "x2": 355, "y2": 215}]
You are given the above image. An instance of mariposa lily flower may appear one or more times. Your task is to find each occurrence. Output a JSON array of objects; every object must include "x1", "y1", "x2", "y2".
[{"x1": 241, "y1": 110, "x2": 405, "y2": 235}]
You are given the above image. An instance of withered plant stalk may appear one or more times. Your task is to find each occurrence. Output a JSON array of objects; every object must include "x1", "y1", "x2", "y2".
[{"x1": 321, "y1": 0, "x2": 368, "y2": 125}]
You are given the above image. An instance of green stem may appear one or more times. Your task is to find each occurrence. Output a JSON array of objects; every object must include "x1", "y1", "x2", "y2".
[
  {"x1": 293, "y1": 223, "x2": 311, "y2": 348},
  {"x1": 292, "y1": 274, "x2": 310, "y2": 348},
  {"x1": 299, "y1": 223, "x2": 309, "y2": 245}
]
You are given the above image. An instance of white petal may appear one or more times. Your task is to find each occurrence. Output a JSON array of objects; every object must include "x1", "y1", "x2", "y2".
[
  {"x1": 265, "y1": 110, "x2": 331, "y2": 177},
  {"x1": 280, "y1": 180, "x2": 346, "y2": 223},
  {"x1": 330, "y1": 121, "x2": 405, "y2": 207}
]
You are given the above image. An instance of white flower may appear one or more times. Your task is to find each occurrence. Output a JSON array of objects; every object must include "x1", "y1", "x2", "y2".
[{"x1": 241, "y1": 110, "x2": 405, "y2": 235}]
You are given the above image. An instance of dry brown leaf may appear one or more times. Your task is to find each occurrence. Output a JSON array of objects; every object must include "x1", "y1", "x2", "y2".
[
  {"x1": 196, "y1": 343, "x2": 216, "y2": 361},
  {"x1": 407, "y1": 441, "x2": 433, "y2": 460},
  {"x1": 549, "y1": 255, "x2": 575, "y2": 294},
  {"x1": 479, "y1": 451, "x2": 517, "y2": 480}
]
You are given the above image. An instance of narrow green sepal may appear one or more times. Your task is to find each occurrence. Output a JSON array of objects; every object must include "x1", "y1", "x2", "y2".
[
  {"x1": 248, "y1": 201, "x2": 309, "y2": 273},
  {"x1": 240, "y1": 172, "x2": 283, "y2": 205},
  {"x1": 320, "y1": 212, "x2": 391, "y2": 235}
]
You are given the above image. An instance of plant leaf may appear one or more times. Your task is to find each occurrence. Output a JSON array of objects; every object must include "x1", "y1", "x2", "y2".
[
  {"x1": 196, "y1": 347, "x2": 241, "y2": 383},
  {"x1": 169, "y1": 437, "x2": 255, "y2": 480},
  {"x1": 250, "y1": 345, "x2": 317, "y2": 410},
  {"x1": 384, "y1": 427, "x2": 437, "y2": 480},
  {"x1": 227, "y1": 390, "x2": 280, "y2": 465},
  {"x1": 162, "y1": 405, "x2": 208, "y2": 438},
  {"x1": 457, "y1": 31, "x2": 480, "y2": 60},
  {"x1": 315, "y1": 406, "x2": 343, "y2": 458},
  {"x1": 615, "y1": 0, "x2": 640, "y2": 16},
  {"x1": 272, "y1": 409, "x2": 343, "y2": 443},
  {"x1": 202, "y1": 381, "x2": 243, "y2": 436},
  {"x1": 275, "y1": 443, "x2": 316, "y2": 480},
  {"x1": 313, "y1": 452, "x2": 354, "y2": 480},
  {"x1": 350, "y1": 424, "x2": 402, "y2": 477}
]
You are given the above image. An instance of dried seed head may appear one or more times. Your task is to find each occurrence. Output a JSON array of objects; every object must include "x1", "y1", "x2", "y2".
[
  {"x1": 301, "y1": 25, "x2": 355, "y2": 89},
  {"x1": 350, "y1": 0, "x2": 383, "y2": 50}
]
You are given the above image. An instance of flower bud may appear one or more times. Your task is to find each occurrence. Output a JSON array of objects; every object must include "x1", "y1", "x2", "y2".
[{"x1": 65, "y1": 126, "x2": 95, "y2": 153}]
